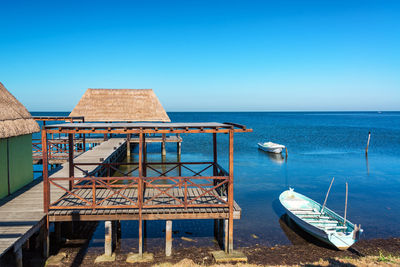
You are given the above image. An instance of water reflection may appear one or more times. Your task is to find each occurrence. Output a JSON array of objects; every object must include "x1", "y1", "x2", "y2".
[
  {"x1": 258, "y1": 150, "x2": 286, "y2": 165},
  {"x1": 267, "y1": 153, "x2": 285, "y2": 164}
]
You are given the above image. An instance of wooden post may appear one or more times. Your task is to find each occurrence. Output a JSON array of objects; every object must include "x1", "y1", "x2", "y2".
[
  {"x1": 127, "y1": 134, "x2": 131, "y2": 157},
  {"x1": 105, "y1": 221, "x2": 112, "y2": 256},
  {"x1": 365, "y1": 131, "x2": 371, "y2": 155},
  {"x1": 224, "y1": 219, "x2": 229, "y2": 253},
  {"x1": 143, "y1": 134, "x2": 147, "y2": 177},
  {"x1": 228, "y1": 130, "x2": 234, "y2": 253},
  {"x1": 68, "y1": 134, "x2": 74, "y2": 191},
  {"x1": 162, "y1": 133, "x2": 166, "y2": 156},
  {"x1": 15, "y1": 247, "x2": 22, "y2": 267},
  {"x1": 165, "y1": 220, "x2": 172, "y2": 256},
  {"x1": 41, "y1": 129, "x2": 49, "y2": 213},
  {"x1": 82, "y1": 117, "x2": 86, "y2": 152},
  {"x1": 285, "y1": 147, "x2": 288, "y2": 159},
  {"x1": 176, "y1": 134, "x2": 181, "y2": 156},
  {"x1": 138, "y1": 132, "x2": 143, "y2": 256},
  {"x1": 213, "y1": 133, "x2": 217, "y2": 176},
  {"x1": 40, "y1": 222, "x2": 49, "y2": 258}
]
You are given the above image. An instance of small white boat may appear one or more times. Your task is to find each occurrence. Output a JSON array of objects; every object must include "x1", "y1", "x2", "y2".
[
  {"x1": 258, "y1": 142, "x2": 285, "y2": 153},
  {"x1": 279, "y1": 188, "x2": 363, "y2": 250}
]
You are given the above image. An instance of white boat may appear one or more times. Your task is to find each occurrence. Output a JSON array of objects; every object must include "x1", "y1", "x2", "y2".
[
  {"x1": 279, "y1": 188, "x2": 363, "y2": 250},
  {"x1": 258, "y1": 142, "x2": 285, "y2": 153}
]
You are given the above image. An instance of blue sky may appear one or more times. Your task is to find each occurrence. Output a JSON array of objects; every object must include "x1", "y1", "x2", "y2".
[{"x1": 1, "y1": 0, "x2": 399, "y2": 111}]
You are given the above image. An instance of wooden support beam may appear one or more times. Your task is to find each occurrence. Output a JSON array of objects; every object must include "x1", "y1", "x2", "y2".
[
  {"x1": 82, "y1": 117, "x2": 86, "y2": 152},
  {"x1": 165, "y1": 220, "x2": 172, "y2": 257},
  {"x1": 213, "y1": 133, "x2": 217, "y2": 176},
  {"x1": 127, "y1": 134, "x2": 131, "y2": 157},
  {"x1": 224, "y1": 219, "x2": 228, "y2": 253},
  {"x1": 228, "y1": 130, "x2": 234, "y2": 253},
  {"x1": 41, "y1": 223, "x2": 49, "y2": 258},
  {"x1": 15, "y1": 247, "x2": 22, "y2": 267},
  {"x1": 105, "y1": 221, "x2": 112, "y2": 257},
  {"x1": 138, "y1": 132, "x2": 143, "y2": 256},
  {"x1": 68, "y1": 133, "x2": 74, "y2": 191},
  {"x1": 161, "y1": 133, "x2": 166, "y2": 156},
  {"x1": 177, "y1": 134, "x2": 181, "y2": 156},
  {"x1": 41, "y1": 129, "x2": 49, "y2": 213},
  {"x1": 143, "y1": 134, "x2": 147, "y2": 177}
]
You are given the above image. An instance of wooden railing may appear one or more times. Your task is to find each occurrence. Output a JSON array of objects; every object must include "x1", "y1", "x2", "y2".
[
  {"x1": 46, "y1": 162, "x2": 230, "y2": 211},
  {"x1": 32, "y1": 137, "x2": 86, "y2": 161}
]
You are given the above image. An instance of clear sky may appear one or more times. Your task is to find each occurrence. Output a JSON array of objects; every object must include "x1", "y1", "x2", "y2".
[{"x1": 1, "y1": 0, "x2": 399, "y2": 111}]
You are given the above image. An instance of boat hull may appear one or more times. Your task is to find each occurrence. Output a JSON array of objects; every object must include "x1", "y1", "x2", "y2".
[
  {"x1": 258, "y1": 143, "x2": 284, "y2": 153},
  {"x1": 283, "y1": 206, "x2": 349, "y2": 250},
  {"x1": 279, "y1": 189, "x2": 361, "y2": 250}
]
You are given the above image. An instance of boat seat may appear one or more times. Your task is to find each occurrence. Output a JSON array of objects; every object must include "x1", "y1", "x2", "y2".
[
  {"x1": 292, "y1": 211, "x2": 321, "y2": 215},
  {"x1": 300, "y1": 216, "x2": 330, "y2": 219},
  {"x1": 304, "y1": 219, "x2": 337, "y2": 224},
  {"x1": 325, "y1": 226, "x2": 348, "y2": 230}
]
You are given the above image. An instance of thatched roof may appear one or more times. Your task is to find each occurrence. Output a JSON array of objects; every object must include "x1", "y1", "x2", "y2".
[
  {"x1": 0, "y1": 82, "x2": 40, "y2": 139},
  {"x1": 69, "y1": 89, "x2": 171, "y2": 122}
]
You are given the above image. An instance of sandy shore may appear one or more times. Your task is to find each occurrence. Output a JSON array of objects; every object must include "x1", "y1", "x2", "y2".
[
  {"x1": 2, "y1": 221, "x2": 397, "y2": 266},
  {"x1": 54, "y1": 226, "x2": 400, "y2": 266}
]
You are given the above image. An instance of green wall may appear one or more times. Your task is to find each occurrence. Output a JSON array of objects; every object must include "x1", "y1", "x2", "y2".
[
  {"x1": 0, "y1": 134, "x2": 33, "y2": 199},
  {"x1": 0, "y1": 139, "x2": 8, "y2": 199}
]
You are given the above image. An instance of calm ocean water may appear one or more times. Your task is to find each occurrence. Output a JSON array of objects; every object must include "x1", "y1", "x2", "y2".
[{"x1": 32, "y1": 112, "x2": 400, "y2": 251}]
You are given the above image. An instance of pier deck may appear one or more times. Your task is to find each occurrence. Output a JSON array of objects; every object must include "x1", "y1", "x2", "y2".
[
  {"x1": 0, "y1": 138, "x2": 126, "y2": 258},
  {"x1": 40, "y1": 122, "x2": 251, "y2": 256},
  {"x1": 48, "y1": 187, "x2": 241, "y2": 222}
]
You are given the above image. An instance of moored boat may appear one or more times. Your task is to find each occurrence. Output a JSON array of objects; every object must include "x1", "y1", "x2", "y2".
[
  {"x1": 258, "y1": 142, "x2": 285, "y2": 153},
  {"x1": 279, "y1": 188, "x2": 362, "y2": 250}
]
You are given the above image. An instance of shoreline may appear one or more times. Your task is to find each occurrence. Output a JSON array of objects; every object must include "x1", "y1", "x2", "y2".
[
  {"x1": 60, "y1": 237, "x2": 400, "y2": 266},
  {"x1": 42, "y1": 222, "x2": 400, "y2": 266},
  {"x1": 1, "y1": 220, "x2": 399, "y2": 266}
]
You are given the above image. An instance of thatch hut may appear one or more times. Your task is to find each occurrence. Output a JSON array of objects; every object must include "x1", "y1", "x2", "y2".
[
  {"x1": 0, "y1": 82, "x2": 40, "y2": 199},
  {"x1": 69, "y1": 89, "x2": 170, "y2": 122}
]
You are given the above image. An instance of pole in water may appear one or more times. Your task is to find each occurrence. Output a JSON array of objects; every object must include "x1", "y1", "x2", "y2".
[
  {"x1": 285, "y1": 147, "x2": 288, "y2": 159},
  {"x1": 344, "y1": 182, "x2": 348, "y2": 225},
  {"x1": 365, "y1": 131, "x2": 371, "y2": 155},
  {"x1": 321, "y1": 177, "x2": 334, "y2": 213}
]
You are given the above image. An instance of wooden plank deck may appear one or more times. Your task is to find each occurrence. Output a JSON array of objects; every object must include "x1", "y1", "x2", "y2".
[
  {"x1": 48, "y1": 187, "x2": 241, "y2": 222},
  {"x1": 0, "y1": 138, "x2": 126, "y2": 257}
]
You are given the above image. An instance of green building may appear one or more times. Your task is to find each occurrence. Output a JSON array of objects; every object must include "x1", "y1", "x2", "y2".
[{"x1": 0, "y1": 82, "x2": 40, "y2": 199}]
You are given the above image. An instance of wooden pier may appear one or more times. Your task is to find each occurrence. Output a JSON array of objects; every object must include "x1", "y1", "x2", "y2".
[
  {"x1": 0, "y1": 138, "x2": 126, "y2": 265},
  {"x1": 41, "y1": 122, "x2": 251, "y2": 260}
]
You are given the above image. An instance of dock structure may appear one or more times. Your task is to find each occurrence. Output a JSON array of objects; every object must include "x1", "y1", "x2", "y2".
[
  {"x1": 32, "y1": 116, "x2": 107, "y2": 165},
  {"x1": 42, "y1": 122, "x2": 251, "y2": 259},
  {"x1": 0, "y1": 138, "x2": 126, "y2": 265}
]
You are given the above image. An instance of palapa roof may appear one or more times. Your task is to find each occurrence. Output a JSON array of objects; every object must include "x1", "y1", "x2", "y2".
[
  {"x1": 0, "y1": 82, "x2": 40, "y2": 139},
  {"x1": 69, "y1": 89, "x2": 171, "y2": 122}
]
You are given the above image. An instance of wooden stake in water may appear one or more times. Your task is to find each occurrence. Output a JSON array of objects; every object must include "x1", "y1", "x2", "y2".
[
  {"x1": 365, "y1": 132, "x2": 371, "y2": 155},
  {"x1": 344, "y1": 182, "x2": 348, "y2": 225},
  {"x1": 321, "y1": 177, "x2": 334, "y2": 213}
]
